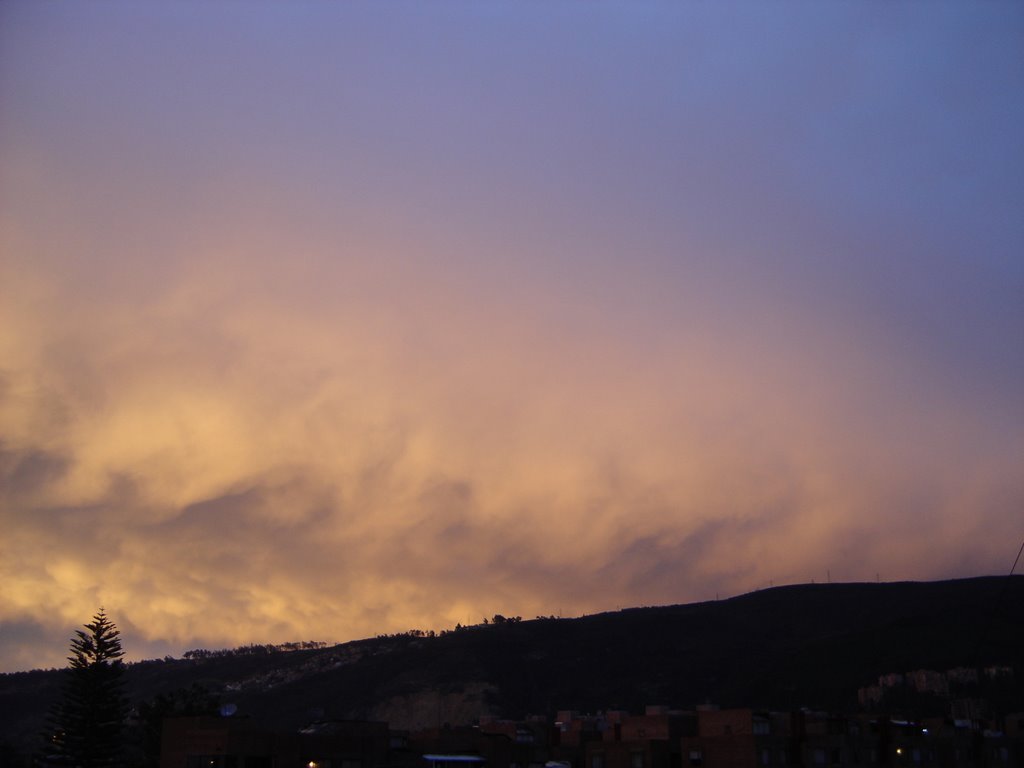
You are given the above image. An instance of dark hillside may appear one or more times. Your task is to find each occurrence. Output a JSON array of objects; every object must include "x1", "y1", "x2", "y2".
[{"x1": 1, "y1": 577, "x2": 1021, "y2": 760}]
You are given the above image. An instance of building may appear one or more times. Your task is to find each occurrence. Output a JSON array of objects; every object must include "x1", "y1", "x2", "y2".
[{"x1": 160, "y1": 716, "x2": 390, "y2": 768}]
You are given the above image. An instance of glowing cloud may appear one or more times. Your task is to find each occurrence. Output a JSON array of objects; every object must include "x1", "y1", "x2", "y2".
[{"x1": 0, "y1": 1, "x2": 1021, "y2": 670}]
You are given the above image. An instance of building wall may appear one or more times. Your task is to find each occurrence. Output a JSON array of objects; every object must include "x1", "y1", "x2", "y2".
[{"x1": 160, "y1": 717, "x2": 389, "y2": 768}]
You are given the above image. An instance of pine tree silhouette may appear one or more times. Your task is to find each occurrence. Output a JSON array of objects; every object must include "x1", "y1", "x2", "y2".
[{"x1": 46, "y1": 609, "x2": 128, "y2": 768}]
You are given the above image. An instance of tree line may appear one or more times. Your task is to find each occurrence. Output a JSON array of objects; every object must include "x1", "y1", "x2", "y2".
[{"x1": 182, "y1": 640, "x2": 328, "y2": 660}]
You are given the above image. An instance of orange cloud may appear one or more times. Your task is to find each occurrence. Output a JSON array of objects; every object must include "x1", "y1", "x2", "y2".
[{"x1": 1, "y1": 1, "x2": 1021, "y2": 671}]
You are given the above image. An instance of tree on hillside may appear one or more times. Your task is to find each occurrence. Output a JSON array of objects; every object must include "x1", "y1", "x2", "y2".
[{"x1": 45, "y1": 609, "x2": 128, "y2": 768}]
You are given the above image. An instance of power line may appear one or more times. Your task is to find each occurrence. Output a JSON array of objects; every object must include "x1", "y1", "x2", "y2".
[
  {"x1": 974, "y1": 536, "x2": 1024, "y2": 666},
  {"x1": 1008, "y1": 538, "x2": 1024, "y2": 576}
]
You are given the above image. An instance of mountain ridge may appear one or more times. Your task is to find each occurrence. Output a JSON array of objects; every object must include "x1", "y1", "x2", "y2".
[{"x1": 2, "y1": 576, "x2": 1021, "y2": 758}]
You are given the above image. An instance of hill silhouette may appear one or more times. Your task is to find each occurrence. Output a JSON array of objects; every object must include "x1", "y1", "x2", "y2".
[{"x1": 2, "y1": 577, "x2": 1021, "y2": 759}]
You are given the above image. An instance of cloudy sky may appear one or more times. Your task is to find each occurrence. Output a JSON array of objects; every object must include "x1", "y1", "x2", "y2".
[{"x1": 1, "y1": 1, "x2": 1022, "y2": 672}]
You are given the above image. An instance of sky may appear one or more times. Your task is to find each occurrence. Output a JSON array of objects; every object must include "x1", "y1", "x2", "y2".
[{"x1": 1, "y1": 1, "x2": 1022, "y2": 673}]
